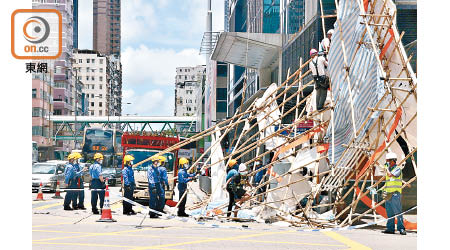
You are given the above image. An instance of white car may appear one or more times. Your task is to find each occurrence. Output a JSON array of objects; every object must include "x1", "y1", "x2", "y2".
[{"x1": 32, "y1": 162, "x2": 66, "y2": 192}]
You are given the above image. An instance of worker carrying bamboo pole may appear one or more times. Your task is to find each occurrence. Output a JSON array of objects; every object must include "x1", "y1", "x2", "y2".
[
  {"x1": 309, "y1": 48, "x2": 329, "y2": 111},
  {"x1": 382, "y1": 152, "x2": 407, "y2": 235}
]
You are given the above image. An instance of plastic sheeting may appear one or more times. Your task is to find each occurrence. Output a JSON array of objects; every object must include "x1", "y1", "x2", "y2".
[
  {"x1": 255, "y1": 83, "x2": 294, "y2": 163},
  {"x1": 209, "y1": 129, "x2": 227, "y2": 202}
]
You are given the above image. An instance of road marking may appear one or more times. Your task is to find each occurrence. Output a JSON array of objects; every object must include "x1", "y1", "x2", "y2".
[
  {"x1": 234, "y1": 239, "x2": 345, "y2": 247},
  {"x1": 322, "y1": 231, "x2": 372, "y2": 250},
  {"x1": 32, "y1": 222, "x2": 73, "y2": 228},
  {"x1": 33, "y1": 201, "x2": 64, "y2": 210},
  {"x1": 127, "y1": 230, "x2": 298, "y2": 250},
  {"x1": 33, "y1": 241, "x2": 140, "y2": 248},
  {"x1": 32, "y1": 227, "x2": 180, "y2": 242}
]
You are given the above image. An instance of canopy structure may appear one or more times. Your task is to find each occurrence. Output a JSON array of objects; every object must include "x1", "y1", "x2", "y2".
[{"x1": 211, "y1": 32, "x2": 281, "y2": 69}]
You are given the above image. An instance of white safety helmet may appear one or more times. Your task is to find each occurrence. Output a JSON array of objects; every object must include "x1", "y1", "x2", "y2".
[
  {"x1": 386, "y1": 152, "x2": 397, "y2": 160},
  {"x1": 238, "y1": 163, "x2": 247, "y2": 174},
  {"x1": 327, "y1": 29, "x2": 334, "y2": 35}
]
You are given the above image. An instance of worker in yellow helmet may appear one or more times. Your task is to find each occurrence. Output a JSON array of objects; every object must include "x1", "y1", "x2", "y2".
[
  {"x1": 225, "y1": 159, "x2": 240, "y2": 217},
  {"x1": 122, "y1": 155, "x2": 136, "y2": 215},
  {"x1": 177, "y1": 157, "x2": 196, "y2": 217},
  {"x1": 89, "y1": 153, "x2": 105, "y2": 214},
  {"x1": 72, "y1": 152, "x2": 88, "y2": 210},
  {"x1": 157, "y1": 155, "x2": 169, "y2": 213}
]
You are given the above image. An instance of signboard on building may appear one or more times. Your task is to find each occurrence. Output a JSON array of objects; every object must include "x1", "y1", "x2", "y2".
[{"x1": 178, "y1": 149, "x2": 193, "y2": 159}]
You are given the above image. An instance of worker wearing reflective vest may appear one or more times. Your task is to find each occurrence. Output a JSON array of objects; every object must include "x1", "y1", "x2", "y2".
[{"x1": 382, "y1": 152, "x2": 406, "y2": 235}]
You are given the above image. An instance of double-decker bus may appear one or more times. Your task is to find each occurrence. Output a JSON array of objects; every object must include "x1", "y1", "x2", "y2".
[{"x1": 81, "y1": 128, "x2": 123, "y2": 168}]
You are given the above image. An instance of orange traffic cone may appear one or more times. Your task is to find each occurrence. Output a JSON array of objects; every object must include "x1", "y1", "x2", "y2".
[
  {"x1": 52, "y1": 181, "x2": 63, "y2": 199},
  {"x1": 97, "y1": 181, "x2": 116, "y2": 222},
  {"x1": 35, "y1": 182, "x2": 44, "y2": 201}
]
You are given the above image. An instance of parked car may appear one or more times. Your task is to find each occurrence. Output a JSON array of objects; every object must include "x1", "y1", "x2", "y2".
[
  {"x1": 102, "y1": 167, "x2": 121, "y2": 186},
  {"x1": 32, "y1": 162, "x2": 66, "y2": 192}
]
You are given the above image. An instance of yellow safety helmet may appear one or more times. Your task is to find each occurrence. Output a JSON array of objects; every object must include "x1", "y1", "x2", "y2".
[
  {"x1": 150, "y1": 155, "x2": 159, "y2": 162},
  {"x1": 179, "y1": 157, "x2": 189, "y2": 165},
  {"x1": 93, "y1": 153, "x2": 104, "y2": 160},
  {"x1": 67, "y1": 153, "x2": 75, "y2": 160},
  {"x1": 73, "y1": 152, "x2": 82, "y2": 160},
  {"x1": 228, "y1": 159, "x2": 237, "y2": 167},
  {"x1": 123, "y1": 154, "x2": 135, "y2": 164},
  {"x1": 158, "y1": 155, "x2": 167, "y2": 163}
]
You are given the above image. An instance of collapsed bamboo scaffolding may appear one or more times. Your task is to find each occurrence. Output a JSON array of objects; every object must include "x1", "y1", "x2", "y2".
[{"x1": 130, "y1": 0, "x2": 416, "y2": 229}]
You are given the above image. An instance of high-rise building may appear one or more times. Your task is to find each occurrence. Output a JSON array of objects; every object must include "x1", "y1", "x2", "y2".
[
  {"x1": 107, "y1": 54, "x2": 123, "y2": 116},
  {"x1": 32, "y1": 71, "x2": 54, "y2": 161},
  {"x1": 174, "y1": 65, "x2": 205, "y2": 117},
  {"x1": 73, "y1": 49, "x2": 122, "y2": 117},
  {"x1": 93, "y1": 0, "x2": 121, "y2": 55},
  {"x1": 73, "y1": 0, "x2": 78, "y2": 49},
  {"x1": 222, "y1": 0, "x2": 281, "y2": 116},
  {"x1": 33, "y1": 0, "x2": 75, "y2": 157}
]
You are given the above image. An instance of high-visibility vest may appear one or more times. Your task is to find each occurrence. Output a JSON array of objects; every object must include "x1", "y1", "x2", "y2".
[{"x1": 385, "y1": 166, "x2": 402, "y2": 194}]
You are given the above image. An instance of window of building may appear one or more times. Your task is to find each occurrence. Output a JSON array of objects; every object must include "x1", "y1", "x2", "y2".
[
  {"x1": 86, "y1": 76, "x2": 89, "y2": 81},
  {"x1": 91, "y1": 76, "x2": 95, "y2": 81},
  {"x1": 32, "y1": 88, "x2": 37, "y2": 98},
  {"x1": 217, "y1": 88, "x2": 227, "y2": 101},
  {"x1": 91, "y1": 85, "x2": 95, "y2": 89},
  {"x1": 54, "y1": 109, "x2": 62, "y2": 115},
  {"x1": 32, "y1": 107, "x2": 41, "y2": 117},
  {"x1": 99, "y1": 102, "x2": 103, "y2": 107},
  {"x1": 99, "y1": 110, "x2": 103, "y2": 116},
  {"x1": 79, "y1": 59, "x2": 82, "y2": 63},
  {"x1": 87, "y1": 59, "x2": 90, "y2": 63},
  {"x1": 99, "y1": 68, "x2": 103, "y2": 73},
  {"x1": 32, "y1": 126, "x2": 42, "y2": 136},
  {"x1": 92, "y1": 59, "x2": 95, "y2": 64},
  {"x1": 91, "y1": 102, "x2": 94, "y2": 107},
  {"x1": 91, "y1": 110, "x2": 94, "y2": 116},
  {"x1": 100, "y1": 59, "x2": 103, "y2": 64},
  {"x1": 99, "y1": 94, "x2": 102, "y2": 98},
  {"x1": 99, "y1": 76, "x2": 103, "y2": 81},
  {"x1": 217, "y1": 101, "x2": 227, "y2": 113},
  {"x1": 99, "y1": 85, "x2": 103, "y2": 90},
  {"x1": 185, "y1": 76, "x2": 187, "y2": 80},
  {"x1": 187, "y1": 107, "x2": 191, "y2": 111},
  {"x1": 91, "y1": 94, "x2": 94, "y2": 98}
]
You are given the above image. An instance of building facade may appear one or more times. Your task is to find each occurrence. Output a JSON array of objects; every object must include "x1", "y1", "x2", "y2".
[
  {"x1": 224, "y1": 0, "x2": 281, "y2": 117},
  {"x1": 73, "y1": 49, "x2": 122, "y2": 117},
  {"x1": 107, "y1": 54, "x2": 123, "y2": 116},
  {"x1": 93, "y1": 0, "x2": 121, "y2": 56},
  {"x1": 73, "y1": 0, "x2": 78, "y2": 49},
  {"x1": 32, "y1": 72, "x2": 54, "y2": 161},
  {"x1": 33, "y1": 0, "x2": 76, "y2": 157},
  {"x1": 174, "y1": 65, "x2": 205, "y2": 117}
]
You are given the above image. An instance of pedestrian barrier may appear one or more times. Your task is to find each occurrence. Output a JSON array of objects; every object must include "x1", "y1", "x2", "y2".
[
  {"x1": 96, "y1": 184, "x2": 116, "y2": 222},
  {"x1": 34, "y1": 183, "x2": 44, "y2": 201},
  {"x1": 51, "y1": 181, "x2": 63, "y2": 199}
]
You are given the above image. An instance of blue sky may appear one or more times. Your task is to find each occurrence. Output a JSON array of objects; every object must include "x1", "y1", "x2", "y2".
[{"x1": 78, "y1": 0, "x2": 224, "y2": 116}]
